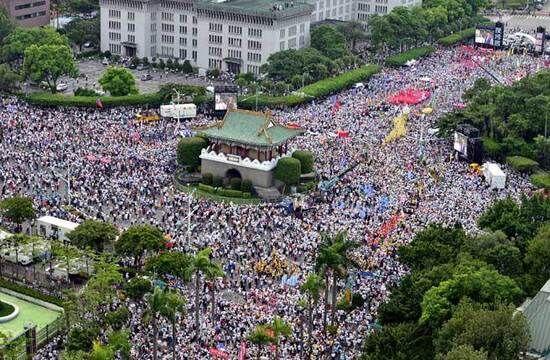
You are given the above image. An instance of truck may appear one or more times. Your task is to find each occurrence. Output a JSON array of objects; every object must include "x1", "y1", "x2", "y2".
[{"x1": 482, "y1": 163, "x2": 506, "y2": 190}]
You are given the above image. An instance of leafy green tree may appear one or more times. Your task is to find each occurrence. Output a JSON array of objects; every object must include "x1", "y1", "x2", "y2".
[
  {"x1": 0, "y1": 196, "x2": 35, "y2": 231},
  {"x1": 437, "y1": 345, "x2": 487, "y2": 360},
  {"x1": 420, "y1": 267, "x2": 523, "y2": 327},
  {"x1": 274, "y1": 157, "x2": 301, "y2": 186},
  {"x1": 267, "y1": 316, "x2": 292, "y2": 359},
  {"x1": 362, "y1": 322, "x2": 434, "y2": 360},
  {"x1": 248, "y1": 325, "x2": 273, "y2": 360},
  {"x1": 66, "y1": 324, "x2": 100, "y2": 352},
  {"x1": 435, "y1": 303, "x2": 529, "y2": 360},
  {"x1": 336, "y1": 21, "x2": 366, "y2": 51},
  {"x1": 107, "y1": 330, "x2": 130, "y2": 360},
  {"x1": 159, "y1": 290, "x2": 186, "y2": 360},
  {"x1": 98, "y1": 66, "x2": 138, "y2": 96},
  {"x1": 300, "y1": 273, "x2": 322, "y2": 356},
  {"x1": 0, "y1": 63, "x2": 20, "y2": 92},
  {"x1": 144, "y1": 252, "x2": 192, "y2": 280},
  {"x1": 143, "y1": 287, "x2": 167, "y2": 360},
  {"x1": 315, "y1": 231, "x2": 359, "y2": 328},
  {"x1": 183, "y1": 247, "x2": 223, "y2": 338},
  {"x1": 66, "y1": 18, "x2": 100, "y2": 52},
  {"x1": 105, "y1": 307, "x2": 130, "y2": 331},
  {"x1": 89, "y1": 341, "x2": 114, "y2": 360},
  {"x1": 311, "y1": 25, "x2": 349, "y2": 59},
  {"x1": 176, "y1": 136, "x2": 208, "y2": 170},
  {"x1": 115, "y1": 224, "x2": 166, "y2": 267},
  {"x1": 67, "y1": 220, "x2": 118, "y2": 253},
  {"x1": 261, "y1": 47, "x2": 333, "y2": 82},
  {"x1": 524, "y1": 224, "x2": 550, "y2": 294},
  {"x1": 124, "y1": 277, "x2": 153, "y2": 300},
  {"x1": 398, "y1": 224, "x2": 468, "y2": 271},
  {"x1": 2, "y1": 26, "x2": 69, "y2": 62},
  {"x1": 0, "y1": 7, "x2": 14, "y2": 43},
  {"x1": 23, "y1": 44, "x2": 78, "y2": 93}
]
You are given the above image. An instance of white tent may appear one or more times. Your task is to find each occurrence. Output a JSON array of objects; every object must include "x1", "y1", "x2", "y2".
[{"x1": 482, "y1": 163, "x2": 506, "y2": 190}]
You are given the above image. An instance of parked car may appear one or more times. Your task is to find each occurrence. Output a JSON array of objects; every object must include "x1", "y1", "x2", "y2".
[
  {"x1": 56, "y1": 83, "x2": 68, "y2": 92},
  {"x1": 83, "y1": 42, "x2": 94, "y2": 48},
  {"x1": 102, "y1": 58, "x2": 109, "y2": 65},
  {"x1": 140, "y1": 73, "x2": 153, "y2": 81}
]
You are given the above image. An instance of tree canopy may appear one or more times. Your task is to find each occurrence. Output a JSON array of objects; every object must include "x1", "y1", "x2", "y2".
[
  {"x1": 67, "y1": 219, "x2": 119, "y2": 253},
  {"x1": 0, "y1": 196, "x2": 35, "y2": 227},
  {"x1": 23, "y1": 44, "x2": 78, "y2": 93},
  {"x1": 2, "y1": 26, "x2": 69, "y2": 62},
  {"x1": 311, "y1": 25, "x2": 349, "y2": 60},
  {"x1": 99, "y1": 67, "x2": 138, "y2": 96},
  {"x1": 115, "y1": 224, "x2": 166, "y2": 267}
]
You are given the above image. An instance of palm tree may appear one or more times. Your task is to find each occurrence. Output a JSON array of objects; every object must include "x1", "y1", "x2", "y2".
[
  {"x1": 248, "y1": 325, "x2": 273, "y2": 360},
  {"x1": 315, "y1": 231, "x2": 359, "y2": 329},
  {"x1": 300, "y1": 273, "x2": 322, "y2": 357},
  {"x1": 183, "y1": 247, "x2": 223, "y2": 339},
  {"x1": 268, "y1": 316, "x2": 292, "y2": 360},
  {"x1": 144, "y1": 286, "x2": 168, "y2": 360},
  {"x1": 159, "y1": 290, "x2": 186, "y2": 360}
]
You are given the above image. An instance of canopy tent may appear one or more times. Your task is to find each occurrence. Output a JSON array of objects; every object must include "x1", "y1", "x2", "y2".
[{"x1": 388, "y1": 89, "x2": 431, "y2": 105}]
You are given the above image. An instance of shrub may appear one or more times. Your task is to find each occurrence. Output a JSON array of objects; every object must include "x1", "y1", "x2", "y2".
[
  {"x1": 219, "y1": 189, "x2": 243, "y2": 198},
  {"x1": 74, "y1": 87, "x2": 99, "y2": 97},
  {"x1": 385, "y1": 47, "x2": 436, "y2": 67},
  {"x1": 241, "y1": 179, "x2": 253, "y2": 193},
  {"x1": 238, "y1": 64, "x2": 380, "y2": 109},
  {"x1": 483, "y1": 137, "x2": 503, "y2": 160},
  {"x1": 212, "y1": 176, "x2": 223, "y2": 188},
  {"x1": 198, "y1": 183, "x2": 215, "y2": 193},
  {"x1": 202, "y1": 173, "x2": 213, "y2": 185},
  {"x1": 274, "y1": 157, "x2": 301, "y2": 186},
  {"x1": 506, "y1": 156, "x2": 539, "y2": 173},
  {"x1": 531, "y1": 172, "x2": 550, "y2": 189},
  {"x1": 230, "y1": 177, "x2": 242, "y2": 190},
  {"x1": 24, "y1": 92, "x2": 163, "y2": 107},
  {"x1": 105, "y1": 307, "x2": 130, "y2": 330},
  {"x1": 66, "y1": 324, "x2": 100, "y2": 352},
  {"x1": 438, "y1": 28, "x2": 475, "y2": 46},
  {"x1": 123, "y1": 277, "x2": 152, "y2": 300},
  {"x1": 243, "y1": 192, "x2": 251, "y2": 198},
  {"x1": 292, "y1": 150, "x2": 314, "y2": 173},
  {"x1": 0, "y1": 278, "x2": 63, "y2": 306},
  {"x1": 177, "y1": 136, "x2": 208, "y2": 170}
]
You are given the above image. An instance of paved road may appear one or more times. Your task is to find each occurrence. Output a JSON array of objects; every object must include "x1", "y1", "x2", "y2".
[{"x1": 487, "y1": 13, "x2": 550, "y2": 32}]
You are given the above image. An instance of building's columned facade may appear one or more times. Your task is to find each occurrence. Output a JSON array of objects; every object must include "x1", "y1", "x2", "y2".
[{"x1": 100, "y1": 0, "x2": 313, "y2": 75}]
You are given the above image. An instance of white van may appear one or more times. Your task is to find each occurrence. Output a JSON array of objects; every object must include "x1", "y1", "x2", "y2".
[{"x1": 34, "y1": 216, "x2": 79, "y2": 243}]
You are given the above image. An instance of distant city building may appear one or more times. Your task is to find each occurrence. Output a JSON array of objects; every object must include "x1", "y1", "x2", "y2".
[
  {"x1": 99, "y1": 0, "x2": 313, "y2": 74},
  {"x1": 99, "y1": 0, "x2": 421, "y2": 73},
  {"x1": 0, "y1": 0, "x2": 50, "y2": 27}
]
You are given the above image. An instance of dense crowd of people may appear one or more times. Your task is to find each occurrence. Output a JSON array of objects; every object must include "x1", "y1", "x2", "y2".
[{"x1": 1, "y1": 45, "x2": 545, "y2": 359}]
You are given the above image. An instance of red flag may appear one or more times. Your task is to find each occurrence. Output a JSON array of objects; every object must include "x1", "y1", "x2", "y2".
[
  {"x1": 332, "y1": 100, "x2": 341, "y2": 114},
  {"x1": 96, "y1": 98, "x2": 103, "y2": 109}
]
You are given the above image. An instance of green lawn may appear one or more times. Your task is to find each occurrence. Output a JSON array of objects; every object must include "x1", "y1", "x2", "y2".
[
  {"x1": 0, "y1": 291, "x2": 62, "y2": 339},
  {"x1": 179, "y1": 184, "x2": 261, "y2": 205}
]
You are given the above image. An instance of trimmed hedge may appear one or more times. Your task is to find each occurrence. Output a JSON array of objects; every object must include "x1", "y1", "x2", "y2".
[
  {"x1": 238, "y1": 64, "x2": 380, "y2": 109},
  {"x1": 24, "y1": 92, "x2": 163, "y2": 107},
  {"x1": 212, "y1": 176, "x2": 223, "y2": 188},
  {"x1": 218, "y1": 189, "x2": 243, "y2": 198},
  {"x1": 230, "y1": 177, "x2": 242, "y2": 190},
  {"x1": 292, "y1": 150, "x2": 314, "y2": 174},
  {"x1": 241, "y1": 179, "x2": 253, "y2": 193},
  {"x1": 198, "y1": 183, "x2": 215, "y2": 193},
  {"x1": 202, "y1": 173, "x2": 213, "y2": 185},
  {"x1": 530, "y1": 172, "x2": 550, "y2": 189},
  {"x1": 438, "y1": 28, "x2": 476, "y2": 46},
  {"x1": 177, "y1": 136, "x2": 208, "y2": 169},
  {"x1": 506, "y1": 156, "x2": 539, "y2": 173},
  {"x1": 0, "y1": 278, "x2": 63, "y2": 307},
  {"x1": 385, "y1": 47, "x2": 436, "y2": 67},
  {"x1": 274, "y1": 157, "x2": 301, "y2": 186}
]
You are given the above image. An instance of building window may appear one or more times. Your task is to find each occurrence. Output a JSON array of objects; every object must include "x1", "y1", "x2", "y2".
[
  {"x1": 179, "y1": 14, "x2": 187, "y2": 22},
  {"x1": 192, "y1": 50, "x2": 197, "y2": 61},
  {"x1": 150, "y1": 35, "x2": 157, "y2": 43},
  {"x1": 127, "y1": 11, "x2": 134, "y2": 20},
  {"x1": 15, "y1": 3, "x2": 31, "y2": 10},
  {"x1": 109, "y1": 43, "x2": 121, "y2": 54},
  {"x1": 300, "y1": 23, "x2": 305, "y2": 33},
  {"x1": 247, "y1": 52, "x2": 261, "y2": 62},
  {"x1": 299, "y1": 35, "x2": 305, "y2": 47},
  {"x1": 179, "y1": 26, "x2": 187, "y2": 34},
  {"x1": 279, "y1": 41, "x2": 285, "y2": 50},
  {"x1": 150, "y1": 46, "x2": 156, "y2": 56},
  {"x1": 228, "y1": 37, "x2": 242, "y2": 47},
  {"x1": 108, "y1": 32, "x2": 121, "y2": 41},
  {"x1": 128, "y1": 23, "x2": 135, "y2": 32},
  {"x1": 192, "y1": 28, "x2": 197, "y2": 36},
  {"x1": 161, "y1": 35, "x2": 174, "y2": 44},
  {"x1": 161, "y1": 46, "x2": 174, "y2": 57},
  {"x1": 208, "y1": 34, "x2": 222, "y2": 44},
  {"x1": 161, "y1": 12, "x2": 173, "y2": 21},
  {"x1": 247, "y1": 64, "x2": 259, "y2": 75},
  {"x1": 280, "y1": 29, "x2": 285, "y2": 38},
  {"x1": 288, "y1": 25, "x2": 296, "y2": 37},
  {"x1": 151, "y1": 12, "x2": 156, "y2": 21},
  {"x1": 247, "y1": 40, "x2": 261, "y2": 50},
  {"x1": 179, "y1": 37, "x2": 187, "y2": 46},
  {"x1": 109, "y1": 9, "x2": 121, "y2": 18},
  {"x1": 208, "y1": 47, "x2": 222, "y2": 57},
  {"x1": 248, "y1": 28, "x2": 262, "y2": 38},
  {"x1": 209, "y1": 23, "x2": 222, "y2": 33},
  {"x1": 288, "y1": 37, "x2": 297, "y2": 49},
  {"x1": 208, "y1": 58, "x2": 222, "y2": 69},
  {"x1": 161, "y1": 23, "x2": 174, "y2": 32},
  {"x1": 192, "y1": 16, "x2": 197, "y2": 24},
  {"x1": 227, "y1": 49, "x2": 241, "y2": 59},
  {"x1": 229, "y1": 25, "x2": 242, "y2": 35},
  {"x1": 179, "y1": 49, "x2": 187, "y2": 59},
  {"x1": 151, "y1": 23, "x2": 157, "y2": 32},
  {"x1": 128, "y1": 34, "x2": 135, "y2": 43},
  {"x1": 192, "y1": 39, "x2": 197, "y2": 47},
  {"x1": 108, "y1": 21, "x2": 121, "y2": 30}
]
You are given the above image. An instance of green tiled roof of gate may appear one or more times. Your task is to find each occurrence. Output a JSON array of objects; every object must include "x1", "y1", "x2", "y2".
[{"x1": 199, "y1": 110, "x2": 303, "y2": 147}]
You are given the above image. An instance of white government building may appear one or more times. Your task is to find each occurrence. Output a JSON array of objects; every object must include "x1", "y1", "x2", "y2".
[{"x1": 100, "y1": 0, "x2": 420, "y2": 74}]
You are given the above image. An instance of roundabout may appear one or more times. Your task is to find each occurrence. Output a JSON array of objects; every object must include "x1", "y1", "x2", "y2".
[{"x1": 0, "y1": 300, "x2": 19, "y2": 323}]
